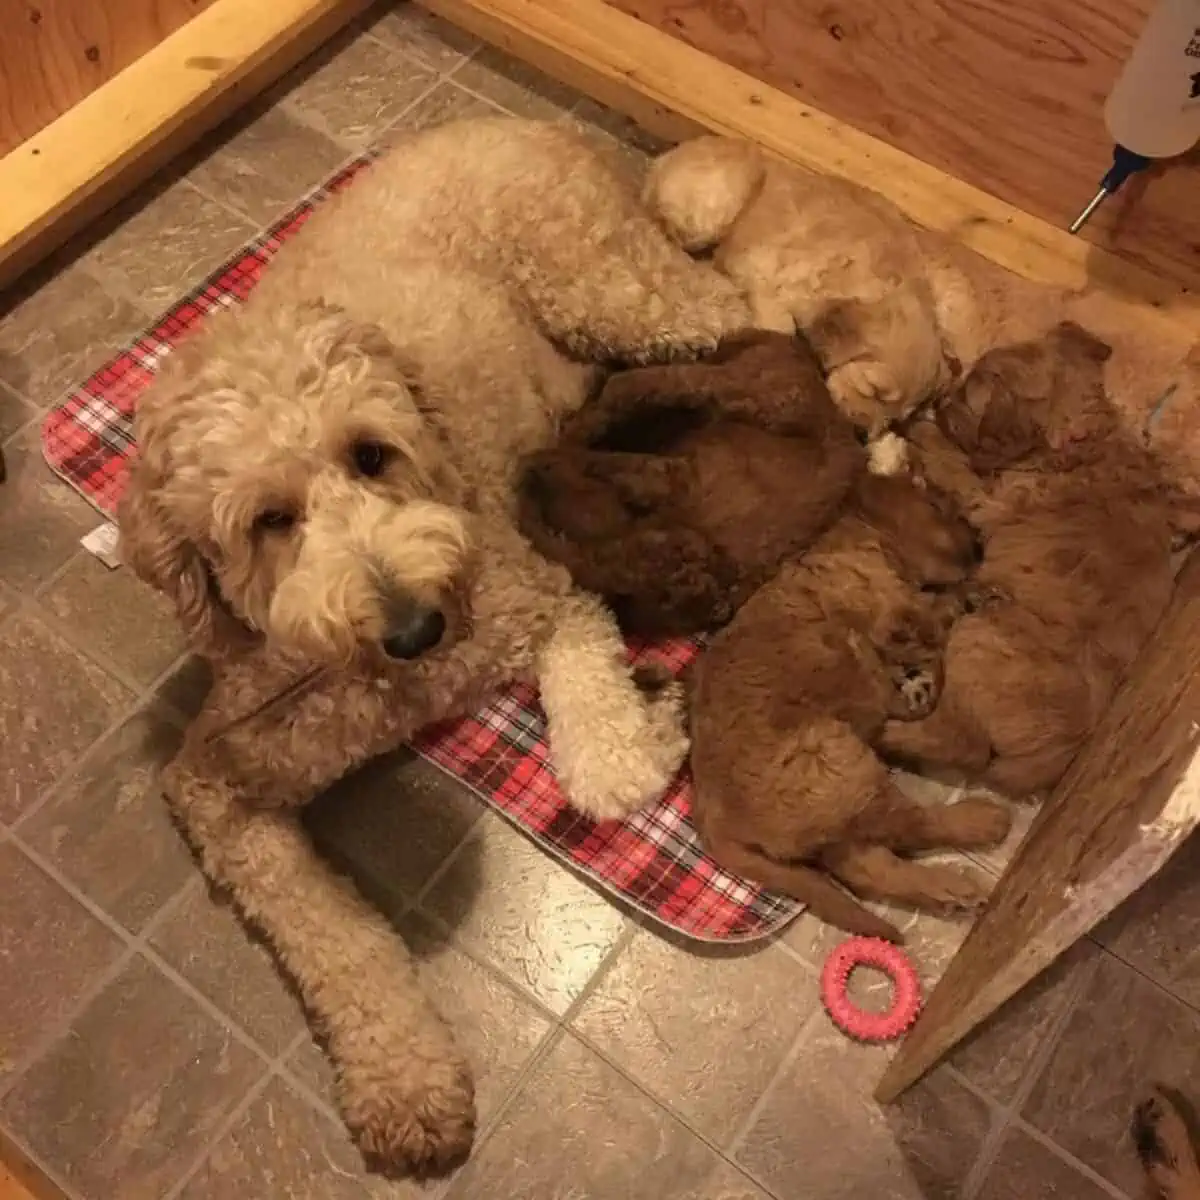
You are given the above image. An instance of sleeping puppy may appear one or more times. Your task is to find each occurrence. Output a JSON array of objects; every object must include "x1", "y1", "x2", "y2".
[
  {"x1": 517, "y1": 331, "x2": 866, "y2": 636},
  {"x1": 880, "y1": 322, "x2": 1190, "y2": 797},
  {"x1": 688, "y1": 472, "x2": 1011, "y2": 941}
]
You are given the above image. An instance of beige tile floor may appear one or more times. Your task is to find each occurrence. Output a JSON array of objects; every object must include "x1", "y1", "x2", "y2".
[{"x1": 2, "y1": 6, "x2": 1199, "y2": 1197}]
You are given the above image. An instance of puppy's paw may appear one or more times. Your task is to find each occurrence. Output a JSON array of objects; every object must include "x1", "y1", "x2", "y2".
[
  {"x1": 946, "y1": 797, "x2": 1013, "y2": 848},
  {"x1": 923, "y1": 867, "x2": 995, "y2": 913},
  {"x1": 341, "y1": 1049, "x2": 476, "y2": 1177},
  {"x1": 896, "y1": 666, "x2": 938, "y2": 718}
]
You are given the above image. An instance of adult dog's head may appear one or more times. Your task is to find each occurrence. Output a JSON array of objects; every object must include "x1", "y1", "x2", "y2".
[
  {"x1": 119, "y1": 299, "x2": 474, "y2": 666},
  {"x1": 936, "y1": 321, "x2": 1115, "y2": 474}
]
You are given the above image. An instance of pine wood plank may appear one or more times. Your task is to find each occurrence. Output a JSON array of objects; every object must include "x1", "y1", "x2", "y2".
[
  {"x1": 876, "y1": 552, "x2": 1200, "y2": 1102},
  {"x1": 0, "y1": 0, "x2": 371, "y2": 292}
]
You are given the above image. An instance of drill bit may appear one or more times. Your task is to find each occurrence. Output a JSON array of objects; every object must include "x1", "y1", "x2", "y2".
[{"x1": 1069, "y1": 145, "x2": 1151, "y2": 233}]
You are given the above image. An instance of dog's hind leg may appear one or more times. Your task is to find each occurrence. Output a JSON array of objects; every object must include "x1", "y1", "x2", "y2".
[
  {"x1": 162, "y1": 759, "x2": 475, "y2": 1176},
  {"x1": 821, "y1": 844, "x2": 995, "y2": 915},
  {"x1": 868, "y1": 792, "x2": 1013, "y2": 854},
  {"x1": 699, "y1": 827, "x2": 901, "y2": 941},
  {"x1": 876, "y1": 698, "x2": 992, "y2": 779},
  {"x1": 1133, "y1": 1087, "x2": 1200, "y2": 1200}
]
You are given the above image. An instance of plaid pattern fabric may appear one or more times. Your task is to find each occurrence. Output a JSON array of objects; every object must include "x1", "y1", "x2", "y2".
[{"x1": 40, "y1": 158, "x2": 802, "y2": 943}]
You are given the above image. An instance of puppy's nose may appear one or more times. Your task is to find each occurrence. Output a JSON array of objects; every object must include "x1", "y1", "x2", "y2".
[{"x1": 381, "y1": 597, "x2": 446, "y2": 661}]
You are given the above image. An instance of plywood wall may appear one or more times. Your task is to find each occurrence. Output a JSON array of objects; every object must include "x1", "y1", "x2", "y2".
[
  {"x1": 606, "y1": 0, "x2": 1200, "y2": 293},
  {"x1": 0, "y1": 0, "x2": 216, "y2": 157}
]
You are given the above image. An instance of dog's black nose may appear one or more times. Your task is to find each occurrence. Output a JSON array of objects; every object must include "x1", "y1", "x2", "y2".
[{"x1": 381, "y1": 604, "x2": 446, "y2": 660}]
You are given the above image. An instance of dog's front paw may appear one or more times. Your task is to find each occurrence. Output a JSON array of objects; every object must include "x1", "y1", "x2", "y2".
[
  {"x1": 340, "y1": 1050, "x2": 476, "y2": 1177},
  {"x1": 556, "y1": 686, "x2": 688, "y2": 823}
]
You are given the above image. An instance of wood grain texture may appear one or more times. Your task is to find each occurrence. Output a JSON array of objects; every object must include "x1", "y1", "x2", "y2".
[
  {"x1": 0, "y1": 1132, "x2": 63, "y2": 1200},
  {"x1": 605, "y1": 0, "x2": 1200, "y2": 295},
  {"x1": 0, "y1": 0, "x2": 371, "y2": 291},
  {"x1": 0, "y1": 0, "x2": 218, "y2": 157},
  {"x1": 876, "y1": 551, "x2": 1200, "y2": 1103},
  {"x1": 420, "y1": 0, "x2": 1196, "y2": 330}
]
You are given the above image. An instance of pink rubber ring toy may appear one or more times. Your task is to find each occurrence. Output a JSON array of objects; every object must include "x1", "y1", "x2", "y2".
[{"x1": 820, "y1": 936, "x2": 922, "y2": 1043}]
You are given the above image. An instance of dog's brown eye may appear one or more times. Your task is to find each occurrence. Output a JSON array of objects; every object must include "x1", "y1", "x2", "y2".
[
  {"x1": 351, "y1": 439, "x2": 391, "y2": 478},
  {"x1": 255, "y1": 508, "x2": 296, "y2": 533}
]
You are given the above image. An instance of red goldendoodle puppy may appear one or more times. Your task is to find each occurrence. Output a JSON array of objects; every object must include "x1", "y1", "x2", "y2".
[
  {"x1": 687, "y1": 472, "x2": 1011, "y2": 940},
  {"x1": 880, "y1": 321, "x2": 1193, "y2": 797},
  {"x1": 517, "y1": 331, "x2": 866, "y2": 635}
]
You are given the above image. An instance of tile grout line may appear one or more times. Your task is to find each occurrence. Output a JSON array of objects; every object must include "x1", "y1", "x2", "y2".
[
  {"x1": 0, "y1": 943, "x2": 137, "y2": 1107},
  {"x1": 559, "y1": 1019, "x2": 785, "y2": 1200},
  {"x1": 6, "y1": 834, "x2": 279, "y2": 1076},
  {"x1": 957, "y1": 949, "x2": 1105, "y2": 1199},
  {"x1": 724, "y1": 1006, "x2": 824, "y2": 1167},
  {"x1": 9, "y1": 663, "x2": 187, "y2": 836},
  {"x1": 0, "y1": 1123, "x2": 86, "y2": 1200},
  {"x1": 556, "y1": 921, "x2": 640, "y2": 1028},
  {"x1": 1007, "y1": 1116, "x2": 1134, "y2": 1200},
  {"x1": 13, "y1": 583, "x2": 165, "y2": 704},
  {"x1": 439, "y1": 1026, "x2": 570, "y2": 1199},
  {"x1": 156, "y1": 1061, "x2": 282, "y2": 1200}
]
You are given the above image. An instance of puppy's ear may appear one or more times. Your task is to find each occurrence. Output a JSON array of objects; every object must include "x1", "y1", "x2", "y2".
[
  {"x1": 1051, "y1": 320, "x2": 1113, "y2": 364},
  {"x1": 118, "y1": 459, "x2": 240, "y2": 653},
  {"x1": 805, "y1": 299, "x2": 869, "y2": 371},
  {"x1": 302, "y1": 297, "x2": 432, "y2": 403}
]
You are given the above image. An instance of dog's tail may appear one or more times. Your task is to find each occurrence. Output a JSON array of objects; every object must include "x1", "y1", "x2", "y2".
[
  {"x1": 643, "y1": 136, "x2": 767, "y2": 254},
  {"x1": 1133, "y1": 1087, "x2": 1200, "y2": 1200}
]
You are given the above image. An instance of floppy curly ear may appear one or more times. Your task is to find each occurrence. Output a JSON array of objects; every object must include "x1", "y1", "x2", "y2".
[
  {"x1": 1051, "y1": 320, "x2": 1113, "y2": 365},
  {"x1": 118, "y1": 458, "x2": 236, "y2": 653}
]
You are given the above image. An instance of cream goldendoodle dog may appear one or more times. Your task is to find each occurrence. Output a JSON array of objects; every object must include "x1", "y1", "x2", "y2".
[
  {"x1": 644, "y1": 135, "x2": 1199, "y2": 461},
  {"x1": 119, "y1": 118, "x2": 749, "y2": 1173}
]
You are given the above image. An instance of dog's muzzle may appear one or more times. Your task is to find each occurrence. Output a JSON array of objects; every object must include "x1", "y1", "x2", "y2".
[{"x1": 381, "y1": 592, "x2": 446, "y2": 660}]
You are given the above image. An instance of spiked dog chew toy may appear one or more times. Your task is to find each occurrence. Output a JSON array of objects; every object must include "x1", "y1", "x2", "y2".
[{"x1": 821, "y1": 937, "x2": 922, "y2": 1042}]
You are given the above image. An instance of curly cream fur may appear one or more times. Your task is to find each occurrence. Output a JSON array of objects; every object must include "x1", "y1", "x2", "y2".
[
  {"x1": 121, "y1": 117, "x2": 750, "y2": 1173},
  {"x1": 645, "y1": 136, "x2": 1200, "y2": 481}
]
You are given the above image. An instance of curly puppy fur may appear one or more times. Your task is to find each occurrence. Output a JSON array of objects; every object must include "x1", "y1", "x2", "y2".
[
  {"x1": 518, "y1": 331, "x2": 866, "y2": 636},
  {"x1": 880, "y1": 322, "x2": 1192, "y2": 797},
  {"x1": 688, "y1": 472, "x2": 1011, "y2": 941},
  {"x1": 1134, "y1": 1087, "x2": 1200, "y2": 1200},
  {"x1": 644, "y1": 136, "x2": 1200, "y2": 471},
  {"x1": 119, "y1": 118, "x2": 750, "y2": 1173}
]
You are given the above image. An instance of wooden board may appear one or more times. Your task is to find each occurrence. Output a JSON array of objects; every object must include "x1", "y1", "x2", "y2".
[
  {"x1": 876, "y1": 552, "x2": 1200, "y2": 1101},
  {"x1": 0, "y1": 0, "x2": 371, "y2": 292},
  {"x1": 0, "y1": 0, "x2": 219, "y2": 158},
  {"x1": 0, "y1": 1133, "x2": 62, "y2": 1200},
  {"x1": 601, "y1": 0, "x2": 1200, "y2": 297},
  {"x1": 418, "y1": 0, "x2": 1198, "y2": 336}
]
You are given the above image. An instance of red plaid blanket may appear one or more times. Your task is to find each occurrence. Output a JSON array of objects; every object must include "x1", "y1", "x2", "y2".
[{"x1": 41, "y1": 157, "x2": 801, "y2": 942}]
